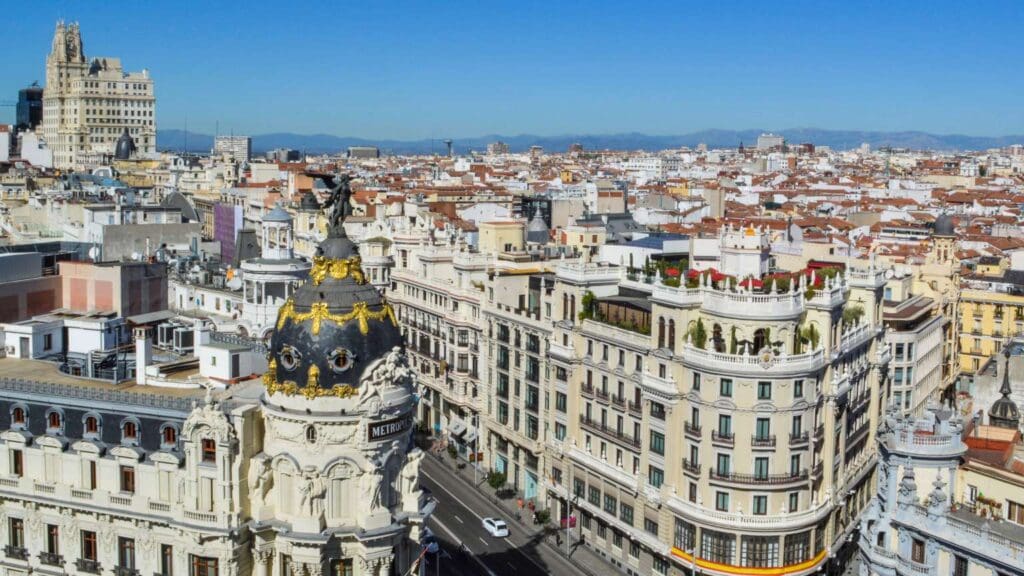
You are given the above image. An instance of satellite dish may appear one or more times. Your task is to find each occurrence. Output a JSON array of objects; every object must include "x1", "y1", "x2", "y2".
[
  {"x1": 130, "y1": 252, "x2": 142, "y2": 261},
  {"x1": 88, "y1": 246, "x2": 99, "y2": 261}
]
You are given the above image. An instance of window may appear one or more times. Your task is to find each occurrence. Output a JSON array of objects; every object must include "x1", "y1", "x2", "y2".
[
  {"x1": 47, "y1": 524, "x2": 59, "y2": 554},
  {"x1": 202, "y1": 439, "x2": 216, "y2": 462},
  {"x1": 85, "y1": 416, "x2": 99, "y2": 434},
  {"x1": 44, "y1": 333, "x2": 53, "y2": 351},
  {"x1": 190, "y1": 556, "x2": 218, "y2": 576},
  {"x1": 644, "y1": 518, "x2": 659, "y2": 536},
  {"x1": 1009, "y1": 500, "x2": 1024, "y2": 525},
  {"x1": 604, "y1": 494, "x2": 617, "y2": 514},
  {"x1": 555, "y1": 392, "x2": 567, "y2": 413},
  {"x1": 752, "y1": 495, "x2": 767, "y2": 515},
  {"x1": 911, "y1": 538, "x2": 925, "y2": 563},
  {"x1": 81, "y1": 530, "x2": 98, "y2": 561},
  {"x1": 588, "y1": 486, "x2": 601, "y2": 506},
  {"x1": 789, "y1": 492, "x2": 799, "y2": 512},
  {"x1": 629, "y1": 542, "x2": 640, "y2": 559},
  {"x1": 163, "y1": 427, "x2": 177, "y2": 445},
  {"x1": 9, "y1": 518, "x2": 24, "y2": 548},
  {"x1": 718, "y1": 414, "x2": 732, "y2": 436},
  {"x1": 331, "y1": 560, "x2": 354, "y2": 576},
  {"x1": 783, "y1": 532, "x2": 810, "y2": 565},
  {"x1": 953, "y1": 556, "x2": 967, "y2": 576},
  {"x1": 791, "y1": 415, "x2": 803, "y2": 437},
  {"x1": 757, "y1": 381, "x2": 772, "y2": 400},
  {"x1": 689, "y1": 482, "x2": 698, "y2": 503},
  {"x1": 118, "y1": 537, "x2": 136, "y2": 569},
  {"x1": 11, "y1": 449, "x2": 23, "y2": 477},
  {"x1": 161, "y1": 545, "x2": 174, "y2": 576},
  {"x1": 573, "y1": 478, "x2": 585, "y2": 498},
  {"x1": 794, "y1": 379, "x2": 803, "y2": 398},
  {"x1": 674, "y1": 518, "x2": 696, "y2": 551},
  {"x1": 653, "y1": 557, "x2": 668, "y2": 575},
  {"x1": 701, "y1": 529, "x2": 735, "y2": 564},
  {"x1": 715, "y1": 491, "x2": 729, "y2": 511},
  {"x1": 741, "y1": 535, "x2": 779, "y2": 568},
  {"x1": 650, "y1": 431, "x2": 665, "y2": 455},
  {"x1": 720, "y1": 378, "x2": 732, "y2": 397},
  {"x1": 717, "y1": 454, "x2": 731, "y2": 476},
  {"x1": 755, "y1": 417, "x2": 771, "y2": 440},
  {"x1": 754, "y1": 457, "x2": 769, "y2": 480},
  {"x1": 649, "y1": 466, "x2": 664, "y2": 488},
  {"x1": 12, "y1": 407, "x2": 25, "y2": 425},
  {"x1": 620, "y1": 503, "x2": 634, "y2": 526},
  {"x1": 555, "y1": 423, "x2": 566, "y2": 441},
  {"x1": 120, "y1": 465, "x2": 135, "y2": 493},
  {"x1": 692, "y1": 373, "x2": 701, "y2": 391},
  {"x1": 123, "y1": 421, "x2": 138, "y2": 441},
  {"x1": 48, "y1": 411, "x2": 62, "y2": 430}
]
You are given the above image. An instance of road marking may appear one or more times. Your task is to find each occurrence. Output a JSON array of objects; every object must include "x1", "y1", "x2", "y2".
[
  {"x1": 478, "y1": 536, "x2": 490, "y2": 546},
  {"x1": 506, "y1": 561, "x2": 517, "y2": 571},
  {"x1": 430, "y1": 516, "x2": 497, "y2": 576},
  {"x1": 454, "y1": 514, "x2": 464, "y2": 524},
  {"x1": 424, "y1": 467, "x2": 585, "y2": 575}
]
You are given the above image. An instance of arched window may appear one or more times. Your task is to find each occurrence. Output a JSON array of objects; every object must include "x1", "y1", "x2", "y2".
[
  {"x1": 85, "y1": 416, "x2": 99, "y2": 434},
  {"x1": 306, "y1": 425, "x2": 317, "y2": 444},
  {"x1": 123, "y1": 420, "x2": 138, "y2": 441},
  {"x1": 201, "y1": 439, "x2": 216, "y2": 463},
  {"x1": 753, "y1": 328, "x2": 768, "y2": 353},
  {"x1": 162, "y1": 426, "x2": 177, "y2": 445},
  {"x1": 657, "y1": 317, "x2": 666, "y2": 348},
  {"x1": 47, "y1": 411, "x2": 62, "y2": 430},
  {"x1": 12, "y1": 407, "x2": 26, "y2": 425}
]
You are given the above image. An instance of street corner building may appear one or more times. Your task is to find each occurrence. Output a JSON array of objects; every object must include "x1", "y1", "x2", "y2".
[{"x1": 0, "y1": 215, "x2": 431, "y2": 575}]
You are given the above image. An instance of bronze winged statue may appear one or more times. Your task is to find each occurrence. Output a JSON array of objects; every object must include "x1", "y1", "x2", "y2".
[{"x1": 322, "y1": 173, "x2": 353, "y2": 235}]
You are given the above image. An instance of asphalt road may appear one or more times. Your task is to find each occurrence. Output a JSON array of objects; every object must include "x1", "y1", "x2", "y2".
[{"x1": 419, "y1": 456, "x2": 584, "y2": 576}]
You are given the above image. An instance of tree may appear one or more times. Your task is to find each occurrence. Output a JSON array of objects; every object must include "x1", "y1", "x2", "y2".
[
  {"x1": 579, "y1": 290, "x2": 597, "y2": 321},
  {"x1": 842, "y1": 305, "x2": 865, "y2": 327},
  {"x1": 801, "y1": 324, "x2": 820, "y2": 351},
  {"x1": 487, "y1": 471, "x2": 507, "y2": 490},
  {"x1": 690, "y1": 319, "x2": 707, "y2": 349}
]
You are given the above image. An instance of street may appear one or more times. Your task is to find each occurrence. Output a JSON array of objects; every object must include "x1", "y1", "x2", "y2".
[{"x1": 419, "y1": 455, "x2": 587, "y2": 576}]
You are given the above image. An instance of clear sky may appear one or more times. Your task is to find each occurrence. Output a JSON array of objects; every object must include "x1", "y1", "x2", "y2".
[{"x1": 5, "y1": 0, "x2": 1024, "y2": 139}]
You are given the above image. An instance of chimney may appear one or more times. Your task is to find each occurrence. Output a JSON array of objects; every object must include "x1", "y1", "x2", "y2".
[
  {"x1": 194, "y1": 318, "x2": 211, "y2": 346},
  {"x1": 134, "y1": 327, "x2": 152, "y2": 385}
]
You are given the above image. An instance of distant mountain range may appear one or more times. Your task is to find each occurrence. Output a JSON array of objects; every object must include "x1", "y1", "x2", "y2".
[{"x1": 156, "y1": 128, "x2": 1024, "y2": 156}]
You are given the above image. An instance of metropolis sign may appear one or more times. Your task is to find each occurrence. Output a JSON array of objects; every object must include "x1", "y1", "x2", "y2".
[{"x1": 367, "y1": 412, "x2": 414, "y2": 442}]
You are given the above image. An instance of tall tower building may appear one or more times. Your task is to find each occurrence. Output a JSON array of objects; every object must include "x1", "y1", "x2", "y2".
[{"x1": 43, "y1": 20, "x2": 156, "y2": 169}]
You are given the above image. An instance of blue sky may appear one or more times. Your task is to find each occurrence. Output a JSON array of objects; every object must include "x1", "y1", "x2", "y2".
[{"x1": 5, "y1": 1, "x2": 1024, "y2": 139}]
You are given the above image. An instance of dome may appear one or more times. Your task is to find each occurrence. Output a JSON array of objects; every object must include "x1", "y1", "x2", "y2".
[
  {"x1": 934, "y1": 214, "x2": 955, "y2": 237},
  {"x1": 526, "y1": 207, "x2": 549, "y2": 245},
  {"x1": 990, "y1": 347, "x2": 1021, "y2": 429},
  {"x1": 114, "y1": 128, "x2": 136, "y2": 160},
  {"x1": 263, "y1": 204, "x2": 293, "y2": 223},
  {"x1": 265, "y1": 176, "x2": 402, "y2": 399},
  {"x1": 299, "y1": 191, "x2": 321, "y2": 211}
]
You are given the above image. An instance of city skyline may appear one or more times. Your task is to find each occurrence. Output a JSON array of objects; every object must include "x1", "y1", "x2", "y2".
[{"x1": 5, "y1": 1, "x2": 1024, "y2": 140}]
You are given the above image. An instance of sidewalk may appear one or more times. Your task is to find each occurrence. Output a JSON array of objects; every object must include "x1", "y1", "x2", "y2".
[{"x1": 424, "y1": 449, "x2": 619, "y2": 576}]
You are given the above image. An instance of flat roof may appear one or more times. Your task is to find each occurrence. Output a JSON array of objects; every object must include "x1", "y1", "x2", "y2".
[{"x1": 0, "y1": 357, "x2": 205, "y2": 399}]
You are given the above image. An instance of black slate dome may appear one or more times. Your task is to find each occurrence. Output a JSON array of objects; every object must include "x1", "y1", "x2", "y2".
[
  {"x1": 114, "y1": 128, "x2": 136, "y2": 160},
  {"x1": 299, "y1": 191, "x2": 321, "y2": 211},
  {"x1": 266, "y1": 175, "x2": 401, "y2": 398},
  {"x1": 934, "y1": 214, "x2": 955, "y2": 237},
  {"x1": 990, "y1": 347, "x2": 1021, "y2": 429}
]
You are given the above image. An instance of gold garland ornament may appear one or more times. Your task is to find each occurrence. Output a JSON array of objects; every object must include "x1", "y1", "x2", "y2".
[
  {"x1": 263, "y1": 359, "x2": 358, "y2": 398},
  {"x1": 276, "y1": 299, "x2": 397, "y2": 336},
  {"x1": 309, "y1": 255, "x2": 367, "y2": 286}
]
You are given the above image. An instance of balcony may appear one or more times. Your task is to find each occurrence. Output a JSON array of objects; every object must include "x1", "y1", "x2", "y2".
[
  {"x1": 751, "y1": 435, "x2": 776, "y2": 448},
  {"x1": 549, "y1": 341, "x2": 575, "y2": 362},
  {"x1": 39, "y1": 552, "x2": 64, "y2": 566},
  {"x1": 594, "y1": 388, "x2": 610, "y2": 403},
  {"x1": 711, "y1": 431, "x2": 734, "y2": 446},
  {"x1": 627, "y1": 400, "x2": 643, "y2": 417},
  {"x1": 115, "y1": 566, "x2": 141, "y2": 576},
  {"x1": 680, "y1": 343, "x2": 826, "y2": 376},
  {"x1": 77, "y1": 559, "x2": 102, "y2": 574},
  {"x1": 611, "y1": 394, "x2": 627, "y2": 409},
  {"x1": 789, "y1": 432, "x2": 810, "y2": 447},
  {"x1": 581, "y1": 383, "x2": 595, "y2": 399},
  {"x1": 4, "y1": 546, "x2": 28, "y2": 561},
  {"x1": 579, "y1": 415, "x2": 641, "y2": 449},
  {"x1": 682, "y1": 459, "x2": 701, "y2": 476},
  {"x1": 709, "y1": 468, "x2": 809, "y2": 486},
  {"x1": 684, "y1": 422, "x2": 702, "y2": 439}
]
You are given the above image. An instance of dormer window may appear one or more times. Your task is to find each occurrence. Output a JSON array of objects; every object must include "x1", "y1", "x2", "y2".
[
  {"x1": 123, "y1": 421, "x2": 138, "y2": 442},
  {"x1": 47, "y1": 411, "x2": 62, "y2": 431},
  {"x1": 162, "y1": 427, "x2": 177, "y2": 446},
  {"x1": 12, "y1": 407, "x2": 26, "y2": 426},
  {"x1": 85, "y1": 416, "x2": 99, "y2": 435},
  {"x1": 201, "y1": 439, "x2": 216, "y2": 463}
]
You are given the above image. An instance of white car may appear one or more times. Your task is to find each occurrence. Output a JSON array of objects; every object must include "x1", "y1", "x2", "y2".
[{"x1": 482, "y1": 517, "x2": 509, "y2": 538}]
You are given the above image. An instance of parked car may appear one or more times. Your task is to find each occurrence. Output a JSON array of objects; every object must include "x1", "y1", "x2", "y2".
[{"x1": 482, "y1": 517, "x2": 509, "y2": 538}]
